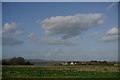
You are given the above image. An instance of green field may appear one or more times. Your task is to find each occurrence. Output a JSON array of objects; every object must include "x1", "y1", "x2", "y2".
[{"x1": 2, "y1": 65, "x2": 120, "y2": 78}]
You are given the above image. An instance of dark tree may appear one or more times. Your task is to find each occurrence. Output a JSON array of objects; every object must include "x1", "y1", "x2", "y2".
[
  {"x1": 17, "y1": 57, "x2": 25, "y2": 65},
  {"x1": 9, "y1": 57, "x2": 17, "y2": 65},
  {"x1": 25, "y1": 61, "x2": 32, "y2": 65},
  {"x1": 2, "y1": 60, "x2": 10, "y2": 65},
  {"x1": 9, "y1": 57, "x2": 25, "y2": 65}
]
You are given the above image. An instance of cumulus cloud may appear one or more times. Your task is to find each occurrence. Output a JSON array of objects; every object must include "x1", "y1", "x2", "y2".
[
  {"x1": 101, "y1": 27, "x2": 119, "y2": 42},
  {"x1": 106, "y1": 27, "x2": 118, "y2": 35},
  {"x1": 106, "y1": 2, "x2": 117, "y2": 10},
  {"x1": 2, "y1": 22, "x2": 17, "y2": 33},
  {"x1": 28, "y1": 33, "x2": 75, "y2": 46},
  {"x1": 40, "y1": 13, "x2": 104, "y2": 39},
  {"x1": 2, "y1": 22, "x2": 24, "y2": 35},
  {"x1": 2, "y1": 22, "x2": 24, "y2": 46}
]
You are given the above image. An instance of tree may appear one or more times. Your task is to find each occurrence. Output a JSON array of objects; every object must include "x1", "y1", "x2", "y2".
[
  {"x1": 9, "y1": 57, "x2": 25, "y2": 65},
  {"x1": 2, "y1": 60, "x2": 10, "y2": 65},
  {"x1": 17, "y1": 57, "x2": 25, "y2": 65},
  {"x1": 9, "y1": 57, "x2": 17, "y2": 65},
  {"x1": 2, "y1": 57, "x2": 33, "y2": 65},
  {"x1": 25, "y1": 61, "x2": 32, "y2": 65}
]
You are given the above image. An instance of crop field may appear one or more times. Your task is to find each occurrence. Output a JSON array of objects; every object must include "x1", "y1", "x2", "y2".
[{"x1": 2, "y1": 65, "x2": 120, "y2": 78}]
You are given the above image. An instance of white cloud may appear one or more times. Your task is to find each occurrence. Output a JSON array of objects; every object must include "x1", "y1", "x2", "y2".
[
  {"x1": 101, "y1": 27, "x2": 118, "y2": 42},
  {"x1": 106, "y1": 2, "x2": 117, "y2": 10},
  {"x1": 2, "y1": 22, "x2": 24, "y2": 36},
  {"x1": 28, "y1": 33, "x2": 75, "y2": 46},
  {"x1": 40, "y1": 13, "x2": 104, "y2": 39},
  {"x1": 101, "y1": 35, "x2": 118, "y2": 42},
  {"x1": 2, "y1": 22, "x2": 24, "y2": 46},
  {"x1": 27, "y1": 33, "x2": 36, "y2": 39},
  {"x1": 2, "y1": 22, "x2": 17, "y2": 33},
  {"x1": 106, "y1": 27, "x2": 118, "y2": 35}
]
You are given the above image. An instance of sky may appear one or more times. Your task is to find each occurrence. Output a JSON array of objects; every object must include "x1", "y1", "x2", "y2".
[
  {"x1": 0, "y1": 1, "x2": 2, "y2": 59},
  {"x1": 2, "y1": 2, "x2": 118, "y2": 61}
]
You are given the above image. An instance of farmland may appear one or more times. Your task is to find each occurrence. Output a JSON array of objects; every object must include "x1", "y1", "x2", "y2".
[{"x1": 2, "y1": 65, "x2": 120, "y2": 78}]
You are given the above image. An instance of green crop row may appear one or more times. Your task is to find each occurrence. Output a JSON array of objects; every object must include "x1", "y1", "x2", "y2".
[{"x1": 2, "y1": 66, "x2": 119, "y2": 78}]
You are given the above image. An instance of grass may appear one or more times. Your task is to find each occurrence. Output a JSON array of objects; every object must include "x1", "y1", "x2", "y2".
[{"x1": 2, "y1": 65, "x2": 120, "y2": 78}]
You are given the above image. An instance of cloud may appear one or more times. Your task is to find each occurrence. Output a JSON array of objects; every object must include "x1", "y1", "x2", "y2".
[
  {"x1": 14, "y1": 31, "x2": 24, "y2": 35},
  {"x1": 89, "y1": 31, "x2": 101, "y2": 37},
  {"x1": 2, "y1": 22, "x2": 24, "y2": 46},
  {"x1": 0, "y1": 31, "x2": 2, "y2": 45},
  {"x1": 2, "y1": 22, "x2": 17, "y2": 33},
  {"x1": 28, "y1": 33, "x2": 75, "y2": 46},
  {"x1": 36, "y1": 38, "x2": 75, "y2": 46},
  {"x1": 27, "y1": 33, "x2": 36, "y2": 39},
  {"x1": 106, "y1": 27, "x2": 118, "y2": 35},
  {"x1": 2, "y1": 22, "x2": 24, "y2": 35},
  {"x1": 2, "y1": 36, "x2": 23, "y2": 46},
  {"x1": 101, "y1": 35, "x2": 118, "y2": 42},
  {"x1": 46, "y1": 48, "x2": 61, "y2": 57},
  {"x1": 40, "y1": 13, "x2": 104, "y2": 39},
  {"x1": 106, "y1": 2, "x2": 117, "y2": 10},
  {"x1": 101, "y1": 27, "x2": 118, "y2": 43}
]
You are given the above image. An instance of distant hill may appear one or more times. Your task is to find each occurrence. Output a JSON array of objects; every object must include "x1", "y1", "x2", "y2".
[
  {"x1": 25, "y1": 59, "x2": 47, "y2": 62},
  {"x1": 25, "y1": 59, "x2": 62, "y2": 65}
]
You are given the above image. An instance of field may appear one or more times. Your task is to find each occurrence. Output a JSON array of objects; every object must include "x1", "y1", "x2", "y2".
[{"x1": 2, "y1": 65, "x2": 120, "y2": 78}]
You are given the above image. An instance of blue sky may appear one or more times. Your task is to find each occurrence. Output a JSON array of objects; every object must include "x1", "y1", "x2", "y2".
[
  {"x1": 0, "y1": 1, "x2": 2, "y2": 59},
  {"x1": 2, "y1": 2, "x2": 118, "y2": 61}
]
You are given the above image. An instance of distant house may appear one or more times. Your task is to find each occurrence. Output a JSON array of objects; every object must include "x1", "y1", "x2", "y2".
[
  {"x1": 62, "y1": 62, "x2": 68, "y2": 65},
  {"x1": 61, "y1": 62, "x2": 77, "y2": 65},
  {"x1": 60, "y1": 61, "x2": 116, "y2": 66},
  {"x1": 114, "y1": 64, "x2": 119, "y2": 66},
  {"x1": 70, "y1": 62, "x2": 74, "y2": 65},
  {"x1": 70, "y1": 62, "x2": 77, "y2": 65}
]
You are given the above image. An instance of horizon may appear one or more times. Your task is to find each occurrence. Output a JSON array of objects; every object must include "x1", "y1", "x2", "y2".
[{"x1": 2, "y1": 57, "x2": 119, "y2": 62}]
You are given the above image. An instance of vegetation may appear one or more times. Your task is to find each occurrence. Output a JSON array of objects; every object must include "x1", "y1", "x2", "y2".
[
  {"x1": 2, "y1": 57, "x2": 120, "y2": 78},
  {"x1": 2, "y1": 65, "x2": 119, "y2": 78},
  {"x1": 2, "y1": 57, "x2": 33, "y2": 65},
  {"x1": 60, "y1": 60, "x2": 119, "y2": 66}
]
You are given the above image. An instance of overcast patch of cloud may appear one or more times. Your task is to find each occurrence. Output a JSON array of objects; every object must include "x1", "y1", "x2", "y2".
[
  {"x1": 2, "y1": 36, "x2": 23, "y2": 46},
  {"x1": 28, "y1": 33, "x2": 75, "y2": 46},
  {"x1": 45, "y1": 48, "x2": 61, "y2": 57},
  {"x1": 40, "y1": 13, "x2": 104, "y2": 39},
  {"x1": 101, "y1": 27, "x2": 118, "y2": 42}
]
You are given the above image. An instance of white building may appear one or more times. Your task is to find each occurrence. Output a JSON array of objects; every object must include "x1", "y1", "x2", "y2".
[
  {"x1": 62, "y1": 62, "x2": 68, "y2": 65},
  {"x1": 70, "y1": 62, "x2": 74, "y2": 65}
]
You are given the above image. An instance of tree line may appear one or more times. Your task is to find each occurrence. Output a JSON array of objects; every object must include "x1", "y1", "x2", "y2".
[{"x1": 2, "y1": 57, "x2": 33, "y2": 65}]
